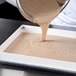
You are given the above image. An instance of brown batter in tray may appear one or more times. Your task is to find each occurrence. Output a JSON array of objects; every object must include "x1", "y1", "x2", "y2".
[{"x1": 5, "y1": 33, "x2": 76, "y2": 62}]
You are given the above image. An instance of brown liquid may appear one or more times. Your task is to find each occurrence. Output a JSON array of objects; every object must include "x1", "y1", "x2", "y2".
[
  {"x1": 19, "y1": 0, "x2": 61, "y2": 41},
  {"x1": 5, "y1": 33, "x2": 76, "y2": 62}
]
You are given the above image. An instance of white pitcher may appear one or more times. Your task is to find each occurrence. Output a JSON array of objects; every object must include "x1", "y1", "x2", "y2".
[{"x1": 5, "y1": 0, "x2": 65, "y2": 22}]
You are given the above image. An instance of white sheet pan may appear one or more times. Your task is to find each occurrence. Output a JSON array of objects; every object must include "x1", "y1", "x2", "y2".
[{"x1": 0, "y1": 24, "x2": 76, "y2": 73}]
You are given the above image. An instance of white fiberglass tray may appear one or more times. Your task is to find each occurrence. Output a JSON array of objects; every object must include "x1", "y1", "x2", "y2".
[{"x1": 0, "y1": 24, "x2": 76, "y2": 73}]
